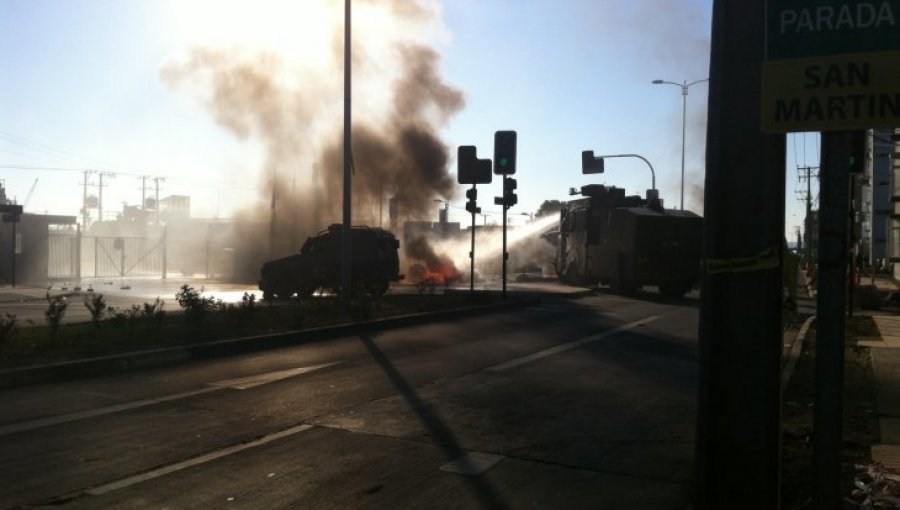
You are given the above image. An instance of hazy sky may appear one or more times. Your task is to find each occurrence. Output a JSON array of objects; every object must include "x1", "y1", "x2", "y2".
[{"x1": 0, "y1": 0, "x2": 817, "y2": 234}]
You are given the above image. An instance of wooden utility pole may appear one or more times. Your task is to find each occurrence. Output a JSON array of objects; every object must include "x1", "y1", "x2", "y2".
[
  {"x1": 97, "y1": 172, "x2": 114, "y2": 223},
  {"x1": 797, "y1": 165, "x2": 818, "y2": 266},
  {"x1": 139, "y1": 175, "x2": 150, "y2": 210},
  {"x1": 695, "y1": 1, "x2": 785, "y2": 508},
  {"x1": 153, "y1": 177, "x2": 164, "y2": 226},
  {"x1": 81, "y1": 169, "x2": 95, "y2": 228}
]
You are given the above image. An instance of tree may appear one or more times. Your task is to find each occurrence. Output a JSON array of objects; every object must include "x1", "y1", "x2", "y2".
[{"x1": 535, "y1": 200, "x2": 563, "y2": 217}]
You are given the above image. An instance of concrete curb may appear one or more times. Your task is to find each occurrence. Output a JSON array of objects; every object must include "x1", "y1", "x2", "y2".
[
  {"x1": 783, "y1": 315, "x2": 815, "y2": 385},
  {"x1": 0, "y1": 295, "x2": 549, "y2": 389}
]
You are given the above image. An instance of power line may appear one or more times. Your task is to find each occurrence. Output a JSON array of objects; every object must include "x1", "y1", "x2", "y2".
[
  {"x1": 0, "y1": 129, "x2": 121, "y2": 169},
  {"x1": 792, "y1": 133, "x2": 798, "y2": 168},
  {"x1": 0, "y1": 164, "x2": 86, "y2": 172},
  {"x1": 0, "y1": 164, "x2": 260, "y2": 194}
]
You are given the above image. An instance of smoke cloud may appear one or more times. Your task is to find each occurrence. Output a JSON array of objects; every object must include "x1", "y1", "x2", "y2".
[
  {"x1": 162, "y1": 1, "x2": 463, "y2": 280},
  {"x1": 316, "y1": 44, "x2": 464, "y2": 220}
]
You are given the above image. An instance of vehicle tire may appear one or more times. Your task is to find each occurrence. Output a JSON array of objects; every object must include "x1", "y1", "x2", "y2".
[
  {"x1": 262, "y1": 289, "x2": 274, "y2": 301},
  {"x1": 659, "y1": 281, "x2": 691, "y2": 298},
  {"x1": 613, "y1": 278, "x2": 636, "y2": 295},
  {"x1": 367, "y1": 280, "x2": 389, "y2": 297},
  {"x1": 295, "y1": 287, "x2": 315, "y2": 299},
  {"x1": 562, "y1": 263, "x2": 583, "y2": 286},
  {"x1": 613, "y1": 253, "x2": 635, "y2": 294},
  {"x1": 274, "y1": 288, "x2": 293, "y2": 300}
]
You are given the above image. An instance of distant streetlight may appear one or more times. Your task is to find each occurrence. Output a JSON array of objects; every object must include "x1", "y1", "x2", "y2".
[{"x1": 652, "y1": 77, "x2": 709, "y2": 210}]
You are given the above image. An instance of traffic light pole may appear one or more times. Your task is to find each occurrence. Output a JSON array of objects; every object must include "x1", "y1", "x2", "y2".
[
  {"x1": 469, "y1": 184, "x2": 476, "y2": 294},
  {"x1": 502, "y1": 201, "x2": 508, "y2": 299}
]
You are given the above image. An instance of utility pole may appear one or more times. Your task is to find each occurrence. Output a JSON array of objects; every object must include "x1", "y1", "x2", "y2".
[
  {"x1": 152, "y1": 177, "x2": 164, "y2": 226},
  {"x1": 139, "y1": 175, "x2": 150, "y2": 210},
  {"x1": 797, "y1": 165, "x2": 818, "y2": 219},
  {"x1": 797, "y1": 165, "x2": 819, "y2": 266},
  {"x1": 80, "y1": 169, "x2": 95, "y2": 228},
  {"x1": 97, "y1": 172, "x2": 115, "y2": 223},
  {"x1": 695, "y1": 1, "x2": 785, "y2": 509}
]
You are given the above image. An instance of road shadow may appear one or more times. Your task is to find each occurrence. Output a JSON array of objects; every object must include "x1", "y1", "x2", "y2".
[
  {"x1": 359, "y1": 334, "x2": 509, "y2": 510},
  {"x1": 592, "y1": 286, "x2": 701, "y2": 308}
]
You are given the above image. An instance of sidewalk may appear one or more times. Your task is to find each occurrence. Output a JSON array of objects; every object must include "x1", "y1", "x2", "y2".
[
  {"x1": 856, "y1": 275, "x2": 900, "y2": 471},
  {"x1": 861, "y1": 314, "x2": 900, "y2": 471},
  {"x1": 0, "y1": 285, "x2": 72, "y2": 303},
  {"x1": 792, "y1": 270, "x2": 900, "y2": 471}
]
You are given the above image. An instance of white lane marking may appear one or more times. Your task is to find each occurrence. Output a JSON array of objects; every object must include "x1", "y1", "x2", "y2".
[
  {"x1": 0, "y1": 388, "x2": 220, "y2": 437},
  {"x1": 86, "y1": 424, "x2": 314, "y2": 495},
  {"x1": 485, "y1": 316, "x2": 661, "y2": 372},
  {"x1": 439, "y1": 452, "x2": 505, "y2": 475},
  {"x1": 207, "y1": 361, "x2": 343, "y2": 390},
  {"x1": 0, "y1": 362, "x2": 342, "y2": 436}
]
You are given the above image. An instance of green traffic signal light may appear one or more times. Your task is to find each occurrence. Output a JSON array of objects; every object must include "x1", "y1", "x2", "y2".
[{"x1": 494, "y1": 130, "x2": 517, "y2": 175}]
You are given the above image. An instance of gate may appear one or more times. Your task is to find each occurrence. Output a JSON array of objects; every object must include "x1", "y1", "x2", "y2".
[
  {"x1": 47, "y1": 227, "x2": 80, "y2": 279},
  {"x1": 46, "y1": 222, "x2": 233, "y2": 281},
  {"x1": 85, "y1": 235, "x2": 166, "y2": 278},
  {"x1": 48, "y1": 231, "x2": 167, "y2": 279}
]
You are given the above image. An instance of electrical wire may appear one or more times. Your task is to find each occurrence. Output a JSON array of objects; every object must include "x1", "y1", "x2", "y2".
[{"x1": 0, "y1": 130, "x2": 119, "y2": 168}]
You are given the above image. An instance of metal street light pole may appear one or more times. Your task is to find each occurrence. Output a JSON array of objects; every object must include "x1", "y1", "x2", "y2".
[
  {"x1": 652, "y1": 78, "x2": 709, "y2": 210},
  {"x1": 340, "y1": 0, "x2": 352, "y2": 308}
]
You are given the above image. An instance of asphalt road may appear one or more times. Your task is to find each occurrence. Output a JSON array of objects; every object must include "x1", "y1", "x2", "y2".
[{"x1": 0, "y1": 289, "x2": 699, "y2": 509}]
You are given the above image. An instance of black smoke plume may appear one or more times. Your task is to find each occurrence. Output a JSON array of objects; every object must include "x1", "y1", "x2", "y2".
[{"x1": 162, "y1": 4, "x2": 464, "y2": 281}]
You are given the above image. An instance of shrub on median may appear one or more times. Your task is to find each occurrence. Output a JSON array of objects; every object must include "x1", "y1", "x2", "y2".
[
  {"x1": 84, "y1": 293, "x2": 107, "y2": 328},
  {"x1": 45, "y1": 293, "x2": 68, "y2": 343}
]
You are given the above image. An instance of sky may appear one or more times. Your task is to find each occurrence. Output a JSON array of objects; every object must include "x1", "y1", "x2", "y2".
[{"x1": 0, "y1": 0, "x2": 817, "y2": 235}]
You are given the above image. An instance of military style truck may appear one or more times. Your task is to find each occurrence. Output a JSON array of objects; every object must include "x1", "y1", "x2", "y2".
[
  {"x1": 558, "y1": 184, "x2": 702, "y2": 297},
  {"x1": 259, "y1": 224, "x2": 401, "y2": 299}
]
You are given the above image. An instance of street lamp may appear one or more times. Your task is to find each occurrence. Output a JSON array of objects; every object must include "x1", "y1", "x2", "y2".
[{"x1": 652, "y1": 77, "x2": 709, "y2": 210}]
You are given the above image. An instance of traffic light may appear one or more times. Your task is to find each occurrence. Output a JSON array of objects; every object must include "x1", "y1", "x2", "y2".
[
  {"x1": 582, "y1": 150, "x2": 605, "y2": 174},
  {"x1": 458, "y1": 146, "x2": 493, "y2": 184},
  {"x1": 503, "y1": 177, "x2": 518, "y2": 207},
  {"x1": 494, "y1": 130, "x2": 517, "y2": 175},
  {"x1": 465, "y1": 187, "x2": 481, "y2": 214}
]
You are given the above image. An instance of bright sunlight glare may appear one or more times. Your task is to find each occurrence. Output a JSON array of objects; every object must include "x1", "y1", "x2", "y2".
[{"x1": 170, "y1": 0, "x2": 339, "y2": 68}]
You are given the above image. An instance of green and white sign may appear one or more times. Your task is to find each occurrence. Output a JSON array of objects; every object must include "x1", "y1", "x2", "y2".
[{"x1": 762, "y1": 0, "x2": 900, "y2": 132}]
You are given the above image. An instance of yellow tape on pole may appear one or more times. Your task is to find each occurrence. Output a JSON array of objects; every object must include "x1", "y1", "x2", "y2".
[{"x1": 706, "y1": 247, "x2": 780, "y2": 274}]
